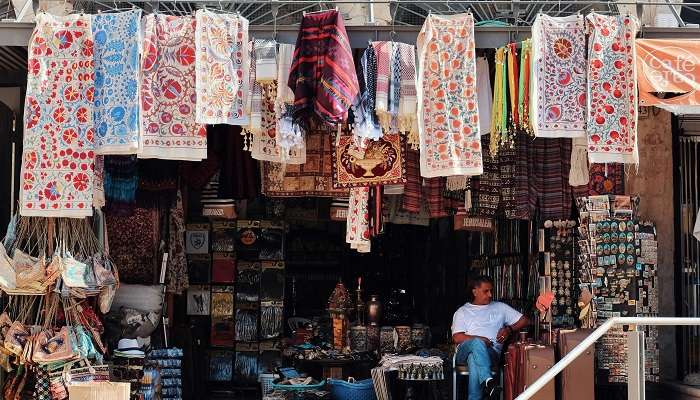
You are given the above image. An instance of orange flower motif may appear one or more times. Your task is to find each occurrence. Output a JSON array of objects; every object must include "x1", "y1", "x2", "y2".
[
  {"x1": 452, "y1": 133, "x2": 462, "y2": 142},
  {"x1": 442, "y1": 33, "x2": 453, "y2": 44},
  {"x1": 435, "y1": 115, "x2": 446, "y2": 125},
  {"x1": 462, "y1": 126, "x2": 472, "y2": 135},
  {"x1": 450, "y1": 107, "x2": 460, "y2": 117},
  {"x1": 451, "y1": 59, "x2": 461, "y2": 70},
  {"x1": 467, "y1": 101, "x2": 475, "y2": 111},
  {"x1": 435, "y1": 103, "x2": 445, "y2": 111},
  {"x1": 431, "y1": 79, "x2": 440, "y2": 89},
  {"x1": 436, "y1": 89, "x2": 445, "y2": 98},
  {"x1": 440, "y1": 51, "x2": 449, "y2": 62},
  {"x1": 448, "y1": 81, "x2": 458, "y2": 92},
  {"x1": 451, "y1": 120, "x2": 461, "y2": 129}
]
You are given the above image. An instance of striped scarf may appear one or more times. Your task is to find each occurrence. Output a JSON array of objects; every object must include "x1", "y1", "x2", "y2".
[
  {"x1": 397, "y1": 43, "x2": 418, "y2": 149},
  {"x1": 352, "y1": 44, "x2": 382, "y2": 148}
]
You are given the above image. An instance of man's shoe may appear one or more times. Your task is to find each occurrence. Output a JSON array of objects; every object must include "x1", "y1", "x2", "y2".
[{"x1": 482, "y1": 377, "x2": 502, "y2": 400}]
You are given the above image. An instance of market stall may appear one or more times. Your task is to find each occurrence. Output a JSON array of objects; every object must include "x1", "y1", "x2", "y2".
[{"x1": 0, "y1": 3, "x2": 689, "y2": 400}]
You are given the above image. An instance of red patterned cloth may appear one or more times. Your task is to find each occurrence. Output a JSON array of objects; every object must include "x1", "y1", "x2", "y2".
[
  {"x1": 288, "y1": 10, "x2": 359, "y2": 129},
  {"x1": 21, "y1": 13, "x2": 95, "y2": 217},
  {"x1": 572, "y1": 163, "x2": 625, "y2": 198},
  {"x1": 586, "y1": 13, "x2": 639, "y2": 164},
  {"x1": 140, "y1": 15, "x2": 207, "y2": 161},
  {"x1": 528, "y1": 138, "x2": 573, "y2": 220}
]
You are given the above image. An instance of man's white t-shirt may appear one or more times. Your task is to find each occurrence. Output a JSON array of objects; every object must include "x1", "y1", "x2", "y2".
[{"x1": 451, "y1": 301, "x2": 523, "y2": 353}]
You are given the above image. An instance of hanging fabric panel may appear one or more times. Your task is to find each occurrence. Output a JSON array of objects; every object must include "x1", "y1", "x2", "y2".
[
  {"x1": 194, "y1": 9, "x2": 250, "y2": 125},
  {"x1": 531, "y1": 14, "x2": 587, "y2": 138},
  {"x1": 586, "y1": 13, "x2": 640, "y2": 164},
  {"x1": 21, "y1": 13, "x2": 95, "y2": 217},
  {"x1": 140, "y1": 14, "x2": 206, "y2": 161},
  {"x1": 288, "y1": 9, "x2": 359, "y2": 130},
  {"x1": 417, "y1": 13, "x2": 483, "y2": 178},
  {"x1": 92, "y1": 9, "x2": 142, "y2": 154}
]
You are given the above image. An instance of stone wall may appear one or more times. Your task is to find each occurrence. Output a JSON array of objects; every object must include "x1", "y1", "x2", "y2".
[{"x1": 625, "y1": 108, "x2": 676, "y2": 380}]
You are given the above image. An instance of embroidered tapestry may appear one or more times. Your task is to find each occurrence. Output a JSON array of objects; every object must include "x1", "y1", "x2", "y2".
[
  {"x1": 194, "y1": 10, "x2": 249, "y2": 125},
  {"x1": 531, "y1": 14, "x2": 587, "y2": 138},
  {"x1": 21, "y1": 13, "x2": 95, "y2": 217},
  {"x1": 346, "y1": 187, "x2": 371, "y2": 253},
  {"x1": 261, "y1": 123, "x2": 349, "y2": 197},
  {"x1": 333, "y1": 134, "x2": 406, "y2": 188},
  {"x1": 92, "y1": 9, "x2": 141, "y2": 154},
  {"x1": 417, "y1": 13, "x2": 483, "y2": 178},
  {"x1": 140, "y1": 15, "x2": 206, "y2": 161},
  {"x1": 586, "y1": 13, "x2": 639, "y2": 164}
]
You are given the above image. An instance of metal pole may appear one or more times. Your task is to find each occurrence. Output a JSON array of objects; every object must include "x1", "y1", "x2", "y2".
[{"x1": 627, "y1": 329, "x2": 646, "y2": 400}]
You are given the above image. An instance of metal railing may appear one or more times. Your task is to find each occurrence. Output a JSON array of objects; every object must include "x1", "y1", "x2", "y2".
[{"x1": 515, "y1": 317, "x2": 700, "y2": 400}]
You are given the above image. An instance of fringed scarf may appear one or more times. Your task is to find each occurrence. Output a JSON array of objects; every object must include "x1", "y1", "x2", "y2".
[
  {"x1": 372, "y1": 41, "x2": 392, "y2": 131},
  {"x1": 490, "y1": 46, "x2": 508, "y2": 156},
  {"x1": 276, "y1": 43, "x2": 305, "y2": 162},
  {"x1": 242, "y1": 42, "x2": 259, "y2": 150},
  {"x1": 352, "y1": 44, "x2": 382, "y2": 148},
  {"x1": 104, "y1": 155, "x2": 138, "y2": 215},
  {"x1": 517, "y1": 39, "x2": 532, "y2": 133},
  {"x1": 397, "y1": 43, "x2": 418, "y2": 148},
  {"x1": 507, "y1": 43, "x2": 519, "y2": 131}
]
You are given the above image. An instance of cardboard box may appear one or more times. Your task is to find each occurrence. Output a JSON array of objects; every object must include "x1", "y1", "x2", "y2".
[{"x1": 68, "y1": 382, "x2": 130, "y2": 400}]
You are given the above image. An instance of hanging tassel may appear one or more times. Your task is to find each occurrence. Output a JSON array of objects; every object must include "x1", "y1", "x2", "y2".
[
  {"x1": 446, "y1": 175, "x2": 468, "y2": 191},
  {"x1": 465, "y1": 188, "x2": 472, "y2": 210},
  {"x1": 569, "y1": 137, "x2": 590, "y2": 186}
]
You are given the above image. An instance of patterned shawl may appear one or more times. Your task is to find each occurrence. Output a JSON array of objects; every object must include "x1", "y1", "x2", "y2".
[
  {"x1": 21, "y1": 13, "x2": 95, "y2": 217},
  {"x1": 194, "y1": 10, "x2": 250, "y2": 125},
  {"x1": 372, "y1": 41, "x2": 391, "y2": 128},
  {"x1": 346, "y1": 187, "x2": 371, "y2": 253},
  {"x1": 246, "y1": 42, "x2": 262, "y2": 137},
  {"x1": 397, "y1": 43, "x2": 418, "y2": 148},
  {"x1": 531, "y1": 14, "x2": 587, "y2": 138},
  {"x1": 140, "y1": 15, "x2": 206, "y2": 161},
  {"x1": 289, "y1": 10, "x2": 359, "y2": 130},
  {"x1": 92, "y1": 10, "x2": 142, "y2": 154},
  {"x1": 352, "y1": 45, "x2": 382, "y2": 147},
  {"x1": 586, "y1": 13, "x2": 640, "y2": 164},
  {"x1": 417, "y1": 13, "x2": 483, "y2": 178},
  {"x1": 255, "y1": 39, "x2": 277, "y2": 83}
]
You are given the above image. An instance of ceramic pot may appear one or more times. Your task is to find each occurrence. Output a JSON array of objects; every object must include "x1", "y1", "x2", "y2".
[
  {"x1": 379, "y1": 326, "x2": 396, "y2": 354},
  {"x1": 366, "y1": 295, "x2": 383, "y2": 326},
  {"x1": 395, "y1": 325, "x2": 412, "y2": 353},
  {"x1": 349, "y1": 326, "x2": 368, "y2": 352}
]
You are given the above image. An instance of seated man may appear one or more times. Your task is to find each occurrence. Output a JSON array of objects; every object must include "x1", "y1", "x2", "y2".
[{"x1": 451, "y1": 275, "x2": 530, "y2": 400}]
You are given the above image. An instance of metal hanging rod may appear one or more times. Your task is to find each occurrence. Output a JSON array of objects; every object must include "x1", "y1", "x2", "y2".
[{"x1": 72, "y1": 0, "x2": 700, "y2": 5}]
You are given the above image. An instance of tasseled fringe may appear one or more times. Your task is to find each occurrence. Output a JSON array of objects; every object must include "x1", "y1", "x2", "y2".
[
  {"x1": 446, "y1": 175, "x2": 469, "y2": 191},
  {"x1": 464, "y1": 189, "x2": 472, "y2": 210},
  {"x1": 398, "y1": 115, "x2": 420, "y2": 150},
  {"x1": 241, "y1": 129, "x2": 253, "y2": 151},
  {"x1": 377, "y1": 111, "x2": 393, "y2": 133}
]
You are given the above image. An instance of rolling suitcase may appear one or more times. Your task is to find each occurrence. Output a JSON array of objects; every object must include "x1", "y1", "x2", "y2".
[
  {"x1": 522, "y1": 345, "x2": 555, "y2": 400},
  {"x1": 558, "y1": 329, "x2": 595, "y2": 400},
  {"x1": 503, "y1": 343, "x2": 520, "y2": 400}
]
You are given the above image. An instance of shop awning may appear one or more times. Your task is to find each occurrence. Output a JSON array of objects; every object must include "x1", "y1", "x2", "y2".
[{"x1": 636, "y1": 39, "x2": 700, "y2": 115}]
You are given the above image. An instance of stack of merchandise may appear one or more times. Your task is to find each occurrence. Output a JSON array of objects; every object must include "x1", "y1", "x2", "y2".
[
  {"x1": 574, "y1": 195, "x2": 659, "y2": 383},
  {"x1": 149, "y1": 348, "x2": 184, "y2": 400},
  {"x1": 546, "y1": 220, "x2": 578, "y2": 327},
  {"x1": 112, "y1": 339, "x2": 146, "y2": 400}
]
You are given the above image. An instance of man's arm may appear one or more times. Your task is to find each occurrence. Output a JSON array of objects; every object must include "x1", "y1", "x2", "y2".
[
  {"x1": 496, "y1": 315, "x2": 530, "y2": 343},
  {"x1": 452, "y1": 332, "x2": 493, "y2": 347}
]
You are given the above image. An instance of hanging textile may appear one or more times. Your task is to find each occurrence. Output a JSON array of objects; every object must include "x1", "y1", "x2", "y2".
[
  {"x1": 275, "y1": 43, "x2": 304, "y2": 160},
  {"x1": 513, "y1": 132, "x2": 532, "y2": 220},
  {"x1": 166, "y1": 191, "x2": 188, "y2": 295},
  {"x1": 471, "y1": 136, "x2": 501, "y2": 217},
  {"x1": 572, "y1": 163, "x2": 625, "y2": 198},
  {"x1": 569, "y1": 137, "x2": 590, "y2": 186},
  {"x1": 140, "y1": 14, "x2": 206, "y2": 161},
  {"x1": 137, "y1": 159, "x2": 179, "y2": 206},
  {"x1": 476, "y1": 56, "x2": 492, "y2": 137},
  {"x1": 531, "y1": 14, "x2": 587, "y2": 138},
  {"x1": 332, "y1": 134, "x2": 405, "y2": 188},
  {"x1": 246, "y1": 43, "x2": 262, "y2": 137},
  {"x1": 92, "y1": 9, "x2": 142, "y2": 154},
  {"x1": 194, "y1": 9, "x2": 250, "y2": 125},
  {"x1": 636, "y1": 39, "x2": 700, "y2": 114},
  {"x1": 261, "y1": 123, "x2": 349, "y2": 197},
  {"x1": 417, "y1": 13, "x2": 483, "y2": 178},
  {"x1": 250, "y1": 79, "x2": 306, "y2": 164},
  {"x1": 209, "y1": 125, "x2": 260, "y2": 200},
  {"x1": 289, "y1": 9, "x2": 359, "y2": 130},
  {"x1": 586, "y1": 13, "x2": 640, "y2": 164},
  {"x1": 490, "y1": 46, "x2": 508, "y2": 155},
  {"x1": 104, "y1": 155, "x2": 138, "y2": 215},
  {"x1": 517, "y1": 39, "x2": 532, "y2": 133},
  {"x1": 352, "y1": 44, "x2": 382, "y2": 147},
  {"x1": 21, "y1": 13, "x2": 95, "y2": 217},
  {"x1": 384, "y1": 195, "x2": 430, "y2": 226},
  {"x1": 93, "y1": 155, "x2": 105, "y2": 208},
  {"x1": 373, "y1": 41, "x2": 392, "y2": 130},
  {"x1": 106, "y1": 207, "x2": 159, "y2": 284},
  {"x1": 346, "y1": 187, "x2": 371, "y2": 253},
  {"x1": 507, "y1": 43, "x2": 519, "y2": 130},
  {"x1": 397, "y1": 43, "x2": 418, "y2": 147},
  {"x1": 528, "y1": 137, "x2": 572, "y2": 220},
  {"x1": 401, "y1": 148, "x2": 422, "y2": 213}
]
